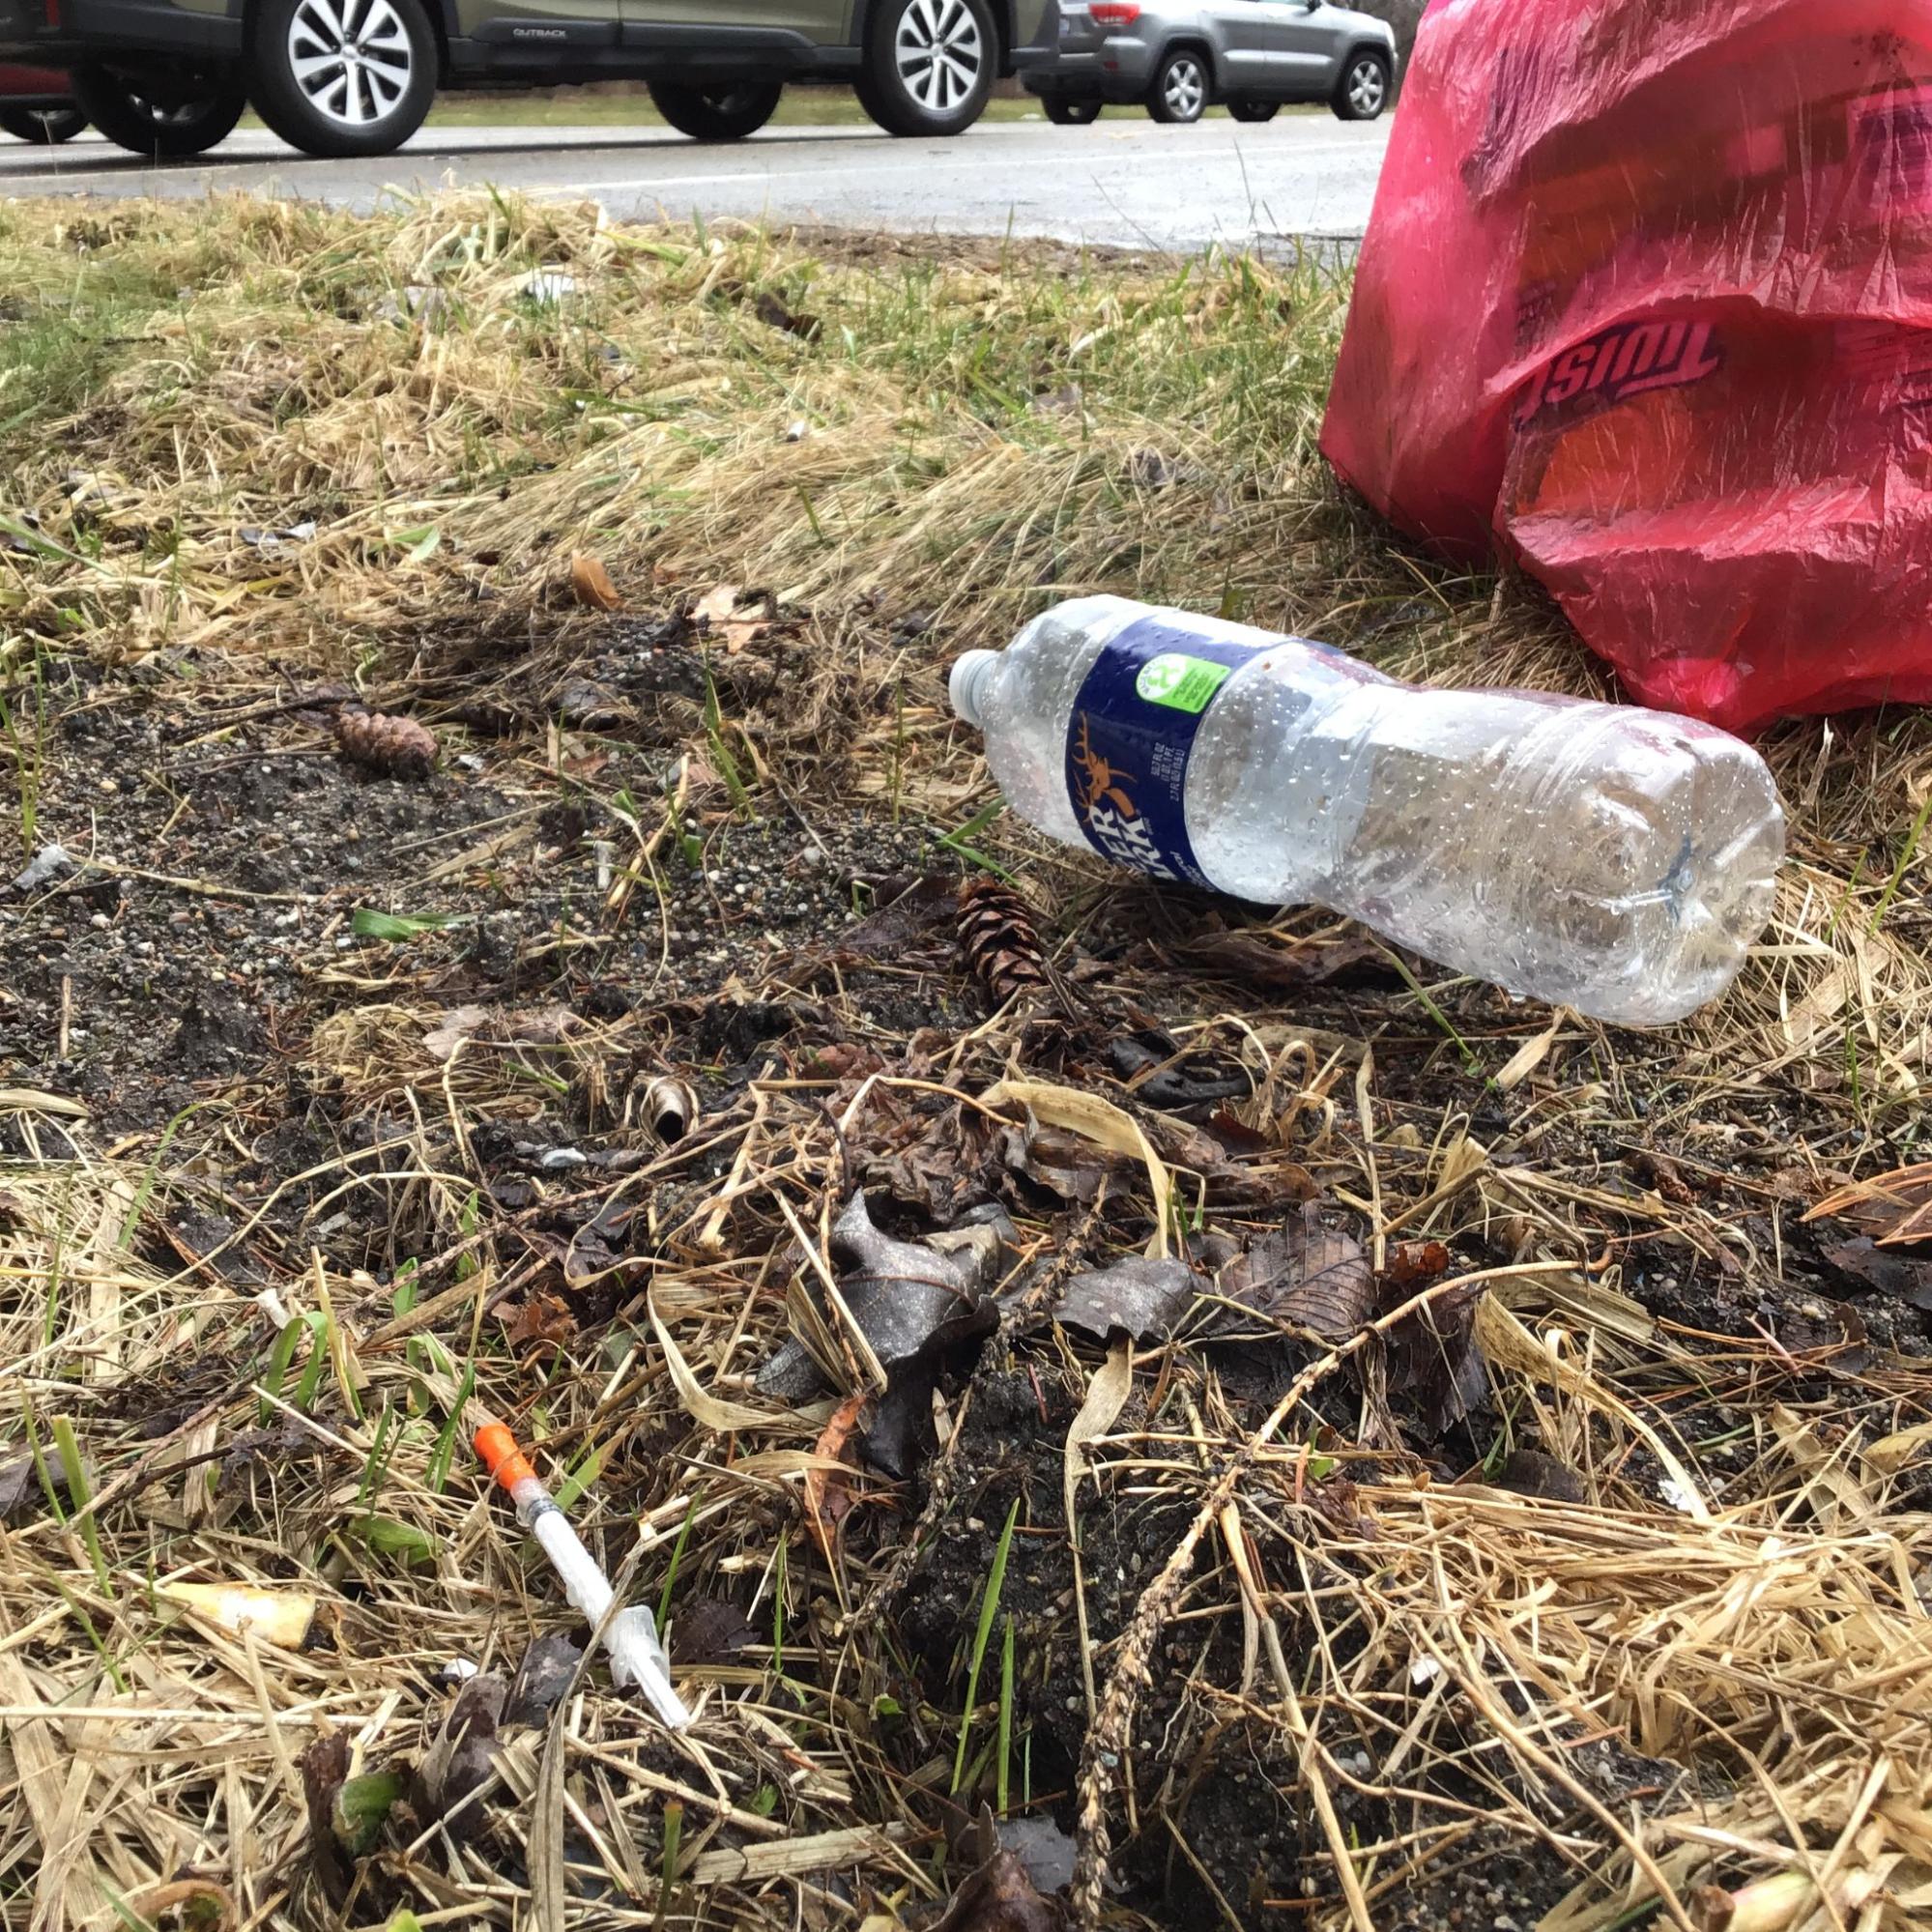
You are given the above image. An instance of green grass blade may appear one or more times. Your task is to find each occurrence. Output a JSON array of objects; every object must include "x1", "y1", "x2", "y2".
[{"x1": 952, "y1": 1494, "x2": 1021, "y2": 1795}]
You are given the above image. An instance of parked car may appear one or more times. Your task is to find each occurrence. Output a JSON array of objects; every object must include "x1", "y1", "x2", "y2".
[
  {"x1": 1026, "y1": 0, "x2": 1395, "y2": 125},
  {"x1": 0, "y1": 57, "x2": 85, "y2": 140},
  {"x1": 0, "y1": 0, "x2": 1058, "y2": 159}
]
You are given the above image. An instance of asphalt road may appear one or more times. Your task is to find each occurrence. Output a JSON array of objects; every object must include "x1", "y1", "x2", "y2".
[{"x1": 0, "y1": 115, "x2": 1391, "y2": 252}]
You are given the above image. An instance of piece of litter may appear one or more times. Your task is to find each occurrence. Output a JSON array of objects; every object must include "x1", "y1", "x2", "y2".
[
  {"x1": 521, "y1": 270, "x2": 577, "y2": 304},
  {"x1": 378, "y1": 283, "x2": 448, "y2": 326},
  {"x1": 159, "y1": 1581, "x2": 317, "y2": 1648},
  {"x1": 538, "y1": 1147, "x2": 588, "y2": 1172},
  {"x1": 1658, "y1": 1477, "x2": 1699, "y2": 1514},
  {"x1": 643, "y1": 1076, "x2": 697, "y2": 1144},
  {"x1": 436, "y1": 1658, "x2": 481, "y2": 1685},
  {"x1": 1409, "y1": 1655, "x2": 1443, "y2": 1687},
  {"x1": 475, "y1": 1422, "x2": 689, "y2": 1729},
  {"x1": 9, "y1": 844, "x2": 72, "y2": 894},
  {"x1": 238, "y1": 520, "x2": 317, "y2": 553}
]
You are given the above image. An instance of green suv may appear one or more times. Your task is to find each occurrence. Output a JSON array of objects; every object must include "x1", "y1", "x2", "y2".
[{"x1": 0, "y1": 0, "x2": 1053, "y2": 158}]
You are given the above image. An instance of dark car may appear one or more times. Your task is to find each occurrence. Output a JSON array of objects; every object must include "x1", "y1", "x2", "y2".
[
  {"x1": 0, "y1": 0, "x2": 1057, "y2": 159},
  {"x1": 0, "y1": 56, "x2": 86, "y2": 139}
]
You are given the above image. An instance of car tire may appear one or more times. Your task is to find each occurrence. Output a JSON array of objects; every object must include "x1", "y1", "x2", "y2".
[
  {"x1": 1043, "y1": 96, "x2": 1102, "y2": 126},
  {"x1": 856, "y1": 0, "x2": 995, "y2": 137},
  {"x1": 648, "y1": 80, "x2": 783, "y2": 141},
  {"x1": 1332, "y1": 46, "x2": 1390, "y2": 121},
  {"x1": 68, "y1": 63, "x2": 247, "y2": 157},
  {"x1": 247, "y1": 0, "x2": 436, "y2": 159},
  {"x1": 1147, "y1": 47, "x2": 1207, "y2": 125},
  {"x1": 1226, "y1": 99, "x2": 1279, "y2": 124},
  {"x1": 0, "y1": 104, "x2": 88, "y2": 143}
]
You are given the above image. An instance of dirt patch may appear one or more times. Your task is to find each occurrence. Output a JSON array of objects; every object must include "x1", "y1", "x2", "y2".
[
  {"x1": 3, "y1": 599, "x2": 1923, "y2": 1932},
  {"x1": 0, "y1": 618, "x2": 943, "y2": 1139}
]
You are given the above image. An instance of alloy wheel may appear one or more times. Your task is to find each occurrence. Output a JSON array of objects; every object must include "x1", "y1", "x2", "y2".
[
  {"x1": 1163, "y1": 56, "x2": 1204, "y2": 120},
  {"x1": 287, "y1": 0, "x2": 414, "y2": 128},
  {"x1": 894, "y1": 0, "x2": 984, "y2": 115},
  {"x1": 1346, "y1": 56, "x2": 1385, "y2": 117}
]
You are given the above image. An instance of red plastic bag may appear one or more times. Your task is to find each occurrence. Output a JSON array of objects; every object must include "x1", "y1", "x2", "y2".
[{"x1": 1320, "y1": 0, "x2": 1932, "y2": 733}]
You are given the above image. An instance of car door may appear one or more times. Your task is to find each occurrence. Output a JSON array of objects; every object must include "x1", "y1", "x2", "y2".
[
  {"x1": 620, "y1": 0, "x2": 842, "y2": 48},
  {"x1": 1273, "y1": 0, "x2": 1341, "y2": 91},
  {"x1": 1199, "y1": 0, "x2": 1287, "y2": 93},
  {"x1": 458, "y1": 0, "x2": 621, "y2": 56}
]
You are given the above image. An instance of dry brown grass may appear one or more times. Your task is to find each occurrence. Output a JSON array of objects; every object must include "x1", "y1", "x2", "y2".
[{"x1": 0, "y1": 192, "x2": 1930, "y2": 1932}]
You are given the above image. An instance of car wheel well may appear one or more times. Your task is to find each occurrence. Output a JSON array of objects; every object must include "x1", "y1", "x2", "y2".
[{"x1": 1157, "y1": 38, "x2": 1215, "y2": 92}]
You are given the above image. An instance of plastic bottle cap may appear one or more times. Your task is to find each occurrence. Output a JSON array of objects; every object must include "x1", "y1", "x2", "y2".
[{"x1": 949, "y1": 649, "x2": 997, "y2": 729}]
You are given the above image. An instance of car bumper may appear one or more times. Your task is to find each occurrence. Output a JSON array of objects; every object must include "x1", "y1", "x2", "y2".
[
  {"x1": 1024, "y1": 32, "x2": 1157, "y2": 98},
  {"x1": 0, "y1": 0, "x2": 239, "y2": 64},
  {"x1": 0, "y1": 57, "x2": 64, "y2": 98}
]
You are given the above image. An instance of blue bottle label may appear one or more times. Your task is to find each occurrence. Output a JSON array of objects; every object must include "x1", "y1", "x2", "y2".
[{"x1": 1063, "y1": 616, "x2": 1268, "y2": 888}]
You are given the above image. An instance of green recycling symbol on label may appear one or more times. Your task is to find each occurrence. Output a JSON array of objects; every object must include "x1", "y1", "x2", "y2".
[{"x1": 1135, "y1": 651, "x2": 1234, "y2": 713}]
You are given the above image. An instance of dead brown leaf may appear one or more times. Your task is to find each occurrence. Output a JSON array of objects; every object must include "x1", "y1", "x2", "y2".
[
  {"x1": 508, "y1": 1004, "x2": 584, "y2": 1048},
  {"x1": 1479, "y1": 1447, "x2": 1588, "y2": 1503},
  {"x1": 799, "y1": 1040, "x2": 888, "y2": 1081},
  {"x1": 1177, "y1": 928, "x2": 1384, "y2": 989},
  {"x1": 836, "y1": 874, "x2": 960, "y2": 963},
  {"x1": 1627, "y1": 1148, "x2": 1695, "y2": 1205},
  {"x1": 805, "y1": 1391, "x2": 869, "y2": 1558},
  {"x1": 1383, "y1": 1278, "x2": 1490, "y2": 1435},
  {"x1": 411, "y1": 1673, "x2": 505, "y2": 1841},
  {"x1": 422, "y1": 1004, "x2": 491, "y2": 1061},
  {"x1": 300, "y1": 1734, "x2": 354, "y2": 1905},
  {"x1": 1808, "y1": 1161, "x2": 1932, "y2": 1246},
  {"x1": 693, "y1": 581, "x2": 772, "y2": 653},
  {"x1": 0, "y1": 1452, "x2": 62, "y2": 1518},
  {"x1": 669, "y1": 1594, "x2": 756, "y2": 1666},
  {"x1": 1387, "y1": 1239, "x2": 1452, "y2": 1287},
  {"x1": 1820, "y1": 1237, "x2": 1932, "y2": 1309},
  {"x1": 504, "y1": 1292, "x2": 577, "y2": 1352},
  {"x1": 1053, "y1": 1256, "x2": 1200, "y2": 1339},
  {"x1": 423, "y1": 1004, "x2": 583, "y2": 1062},
  {"x1": 932, "y1": 1839, "x2": 1062, "y2": 1932},
  {"x1": 505, "y1": 1632, "x2": 582, "y2": 1728},
  {"x1": 569, "y1": 554, "x2": 621, "y2": 611},
  {"x1": 841, "y1": 1186, "x2": 998, "y2": 1341},
  {"x1": 752, "y1": 287, "x2": 821, "y2": 338},
  {"x1": 1219, "y1": 1207, "x2": 1373, "y2": 1339}
]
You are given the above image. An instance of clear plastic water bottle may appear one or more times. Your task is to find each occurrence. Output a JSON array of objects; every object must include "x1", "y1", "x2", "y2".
[{"x1": 948, "y1": 597, "x2": 1784, "y2": 1025}]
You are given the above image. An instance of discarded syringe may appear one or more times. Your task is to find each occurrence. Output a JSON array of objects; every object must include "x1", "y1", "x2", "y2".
[{"x1": 474, "y1": 1422, "x2": 691, "y2": 1731}]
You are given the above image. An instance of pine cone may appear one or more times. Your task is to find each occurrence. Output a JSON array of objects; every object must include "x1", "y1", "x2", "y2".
[
  {"x1": 957, "y1": 876, "x2": 1049, "y2": 1001},
  {"x1": 335, "y1": 708, "x2": 437, "y2": 779}
]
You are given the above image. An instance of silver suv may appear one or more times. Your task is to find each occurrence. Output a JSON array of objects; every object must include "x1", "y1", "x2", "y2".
[{"x1": 1026, "y1": 0, "x2": 1395, "y2": 125}]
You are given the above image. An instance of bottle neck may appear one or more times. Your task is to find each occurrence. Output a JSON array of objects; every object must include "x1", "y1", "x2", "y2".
[{"x1": 949, "y1": 649, "x2": 998, "y2": 729}]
